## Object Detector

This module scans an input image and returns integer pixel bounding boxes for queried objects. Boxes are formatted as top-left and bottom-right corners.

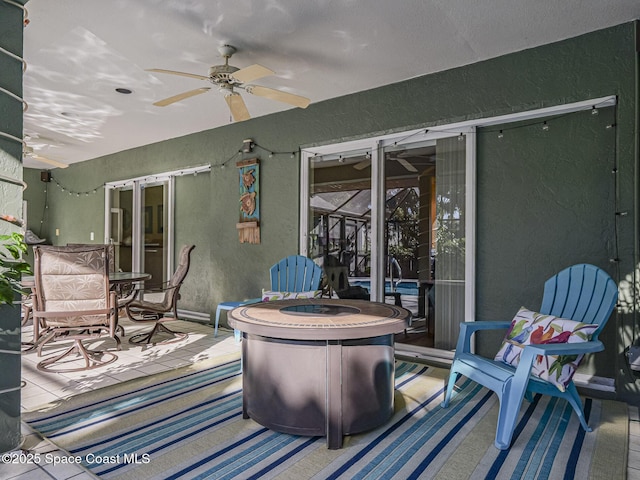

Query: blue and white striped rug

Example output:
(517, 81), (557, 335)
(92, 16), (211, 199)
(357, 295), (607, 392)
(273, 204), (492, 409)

(24, 354), (627, 479)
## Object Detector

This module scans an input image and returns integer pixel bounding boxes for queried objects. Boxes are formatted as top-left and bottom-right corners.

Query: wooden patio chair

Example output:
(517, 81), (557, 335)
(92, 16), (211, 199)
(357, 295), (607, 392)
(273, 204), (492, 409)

(441, 263), (618, 449)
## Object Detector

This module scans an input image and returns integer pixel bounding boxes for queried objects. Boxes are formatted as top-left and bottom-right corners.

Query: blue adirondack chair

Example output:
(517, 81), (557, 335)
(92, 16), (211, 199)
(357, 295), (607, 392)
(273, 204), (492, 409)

(214, 255), (323, 336)
(269, 255), (323, 292)
(441, 263), (618, 450)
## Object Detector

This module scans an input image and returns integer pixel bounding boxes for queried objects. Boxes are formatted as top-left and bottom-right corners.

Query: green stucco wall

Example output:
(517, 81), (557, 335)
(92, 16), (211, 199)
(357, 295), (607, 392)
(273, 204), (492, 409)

(476, 108), (619, 374)
(23, 22), (639, 401)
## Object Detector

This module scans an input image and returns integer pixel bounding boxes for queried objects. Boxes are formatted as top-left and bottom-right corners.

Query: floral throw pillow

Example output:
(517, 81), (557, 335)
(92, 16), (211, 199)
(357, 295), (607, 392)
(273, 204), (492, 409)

(494, 307), (599, 392)
(261, 289), (322, 302)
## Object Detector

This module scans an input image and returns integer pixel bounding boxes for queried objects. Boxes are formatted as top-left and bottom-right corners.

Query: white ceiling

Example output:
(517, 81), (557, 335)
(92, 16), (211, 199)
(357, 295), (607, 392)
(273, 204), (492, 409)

(20, 0), (640, 169)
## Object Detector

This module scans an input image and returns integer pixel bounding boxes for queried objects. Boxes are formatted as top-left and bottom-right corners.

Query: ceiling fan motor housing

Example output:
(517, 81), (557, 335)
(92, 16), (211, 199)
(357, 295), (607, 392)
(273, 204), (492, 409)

(209, 65), (240, 84)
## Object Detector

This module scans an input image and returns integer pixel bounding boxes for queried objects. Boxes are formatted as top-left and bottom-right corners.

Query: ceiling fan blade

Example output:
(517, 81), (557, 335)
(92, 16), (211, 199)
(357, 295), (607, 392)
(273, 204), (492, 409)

(153, 87), (211, 106)
(23, 144), (68, 168)
(231, 64), (274, 84)
(146, 68), (210, 81)
(353, 159), (371, 170)
(32, 154), (68, 169)
(225, 93), (251, 122)
(245, 85), (310, 109)
(396, 157), (418, 172)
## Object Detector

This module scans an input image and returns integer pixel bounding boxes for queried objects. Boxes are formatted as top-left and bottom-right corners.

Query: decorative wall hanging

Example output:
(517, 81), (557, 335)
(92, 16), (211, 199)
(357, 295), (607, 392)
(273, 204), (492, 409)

(236, 158), (260, 244)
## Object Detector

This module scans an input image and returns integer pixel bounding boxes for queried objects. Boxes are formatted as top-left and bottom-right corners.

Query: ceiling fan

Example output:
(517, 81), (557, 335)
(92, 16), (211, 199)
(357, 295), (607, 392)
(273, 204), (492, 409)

(23, 144), (68, 169)
(147, 45), (310, 122)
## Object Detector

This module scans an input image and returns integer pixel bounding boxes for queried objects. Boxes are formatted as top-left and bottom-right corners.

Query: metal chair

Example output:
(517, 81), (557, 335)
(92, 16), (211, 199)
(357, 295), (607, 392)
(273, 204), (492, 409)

(441, 263), (618, 450)
(32, 245), (120, 372)
(125, 244), (195, 345)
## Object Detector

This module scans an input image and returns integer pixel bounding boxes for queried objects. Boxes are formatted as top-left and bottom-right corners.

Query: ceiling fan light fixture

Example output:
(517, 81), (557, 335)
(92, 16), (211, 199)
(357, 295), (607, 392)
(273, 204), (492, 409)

(218, 84), (234, 96)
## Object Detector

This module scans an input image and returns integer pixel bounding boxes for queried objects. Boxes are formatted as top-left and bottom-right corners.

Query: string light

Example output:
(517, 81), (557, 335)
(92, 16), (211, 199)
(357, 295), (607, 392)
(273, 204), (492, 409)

(481, 101), (610, 138)
(250, 142), (299, 160)
(209, 142), (300, 170)
(50, 176), (103, 197)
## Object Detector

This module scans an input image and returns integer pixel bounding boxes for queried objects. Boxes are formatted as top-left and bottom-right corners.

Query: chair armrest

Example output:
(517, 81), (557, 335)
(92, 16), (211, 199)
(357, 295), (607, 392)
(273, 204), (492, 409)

(521, 340), (604, 357)
(455, 321), (512, 355)
(145, 282), (178, 293)
(511, 340), (605, 388)
(460, 320), (512, 332)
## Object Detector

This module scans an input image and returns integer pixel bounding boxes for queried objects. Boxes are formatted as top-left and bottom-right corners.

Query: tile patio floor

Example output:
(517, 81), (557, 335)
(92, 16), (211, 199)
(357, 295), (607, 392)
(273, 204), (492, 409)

(2, 317), (639, 479)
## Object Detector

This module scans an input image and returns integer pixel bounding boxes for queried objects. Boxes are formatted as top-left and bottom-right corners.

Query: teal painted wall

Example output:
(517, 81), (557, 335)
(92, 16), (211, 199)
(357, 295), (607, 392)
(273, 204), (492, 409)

(0, 0), (27, 453)
(24, 22), (639, 400)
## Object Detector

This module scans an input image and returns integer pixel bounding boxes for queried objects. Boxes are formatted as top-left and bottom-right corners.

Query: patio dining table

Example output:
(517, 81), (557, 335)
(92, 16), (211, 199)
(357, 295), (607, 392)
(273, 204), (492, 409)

(105, 271), (152, 305)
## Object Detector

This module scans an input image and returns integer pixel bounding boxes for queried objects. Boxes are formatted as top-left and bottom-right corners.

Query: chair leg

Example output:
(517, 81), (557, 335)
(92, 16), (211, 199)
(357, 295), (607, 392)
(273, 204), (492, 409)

(214, 306), (222, 337)
(36, 331), (58, 357)
(494, 394), (521, 450)
(37, 339), (118, 372)
(441, 368), (461, 407)
(494, 378), (531, 450)
(129, 322), (188, 345)
(116, 324), (126, 338)
(564, 382), (591, 432)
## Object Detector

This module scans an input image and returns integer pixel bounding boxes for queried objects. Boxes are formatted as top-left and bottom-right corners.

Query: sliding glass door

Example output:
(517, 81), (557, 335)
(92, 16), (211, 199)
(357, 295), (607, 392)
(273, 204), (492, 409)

(105, 179), (172, 289)
(301, 129), (474, 352)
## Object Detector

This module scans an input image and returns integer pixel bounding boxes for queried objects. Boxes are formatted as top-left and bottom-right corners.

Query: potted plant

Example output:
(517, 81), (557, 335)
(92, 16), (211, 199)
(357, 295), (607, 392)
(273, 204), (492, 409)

(0, 232), (31, 306)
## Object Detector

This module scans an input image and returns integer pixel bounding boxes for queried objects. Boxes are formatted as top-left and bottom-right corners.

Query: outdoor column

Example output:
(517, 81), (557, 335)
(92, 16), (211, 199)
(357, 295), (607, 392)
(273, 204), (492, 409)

(0, 0), (28, 454)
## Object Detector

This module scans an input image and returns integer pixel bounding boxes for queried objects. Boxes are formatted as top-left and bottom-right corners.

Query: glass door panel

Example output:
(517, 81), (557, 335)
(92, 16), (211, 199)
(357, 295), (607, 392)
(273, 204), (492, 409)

(382, 137), (466, 350)
(308, 151), (372, 297)
(143, 184), (167, 289)
(383, 142), (435, 346)
(109, 187), (133, 272)
(434, 136), (466, 350)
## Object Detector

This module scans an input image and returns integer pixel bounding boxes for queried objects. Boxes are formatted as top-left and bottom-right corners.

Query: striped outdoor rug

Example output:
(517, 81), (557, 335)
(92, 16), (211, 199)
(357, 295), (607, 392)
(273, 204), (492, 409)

(24, 353), (628, 480)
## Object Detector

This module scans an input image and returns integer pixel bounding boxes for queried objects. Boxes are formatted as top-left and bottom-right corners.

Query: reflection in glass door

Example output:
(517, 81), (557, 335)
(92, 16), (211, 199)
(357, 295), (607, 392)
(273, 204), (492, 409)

(307, 150), (372, 297)
(383, 143), (435, 347)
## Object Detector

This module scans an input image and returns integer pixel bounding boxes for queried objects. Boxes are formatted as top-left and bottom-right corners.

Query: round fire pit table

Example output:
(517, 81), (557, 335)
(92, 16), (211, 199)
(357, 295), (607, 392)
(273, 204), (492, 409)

(228, 298), (410, 449)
